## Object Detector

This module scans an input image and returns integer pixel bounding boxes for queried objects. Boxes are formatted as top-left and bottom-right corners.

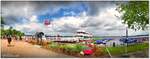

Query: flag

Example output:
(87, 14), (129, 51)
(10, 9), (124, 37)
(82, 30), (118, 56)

(44, 19), (50, 26)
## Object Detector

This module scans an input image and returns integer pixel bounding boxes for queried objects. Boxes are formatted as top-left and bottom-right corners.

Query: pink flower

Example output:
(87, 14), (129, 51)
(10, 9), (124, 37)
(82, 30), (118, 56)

(83, 49), (93, 55)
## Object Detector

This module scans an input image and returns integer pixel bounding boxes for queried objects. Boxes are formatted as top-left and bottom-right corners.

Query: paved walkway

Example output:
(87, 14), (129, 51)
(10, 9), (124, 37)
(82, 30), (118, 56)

(1, 39), (74, 58)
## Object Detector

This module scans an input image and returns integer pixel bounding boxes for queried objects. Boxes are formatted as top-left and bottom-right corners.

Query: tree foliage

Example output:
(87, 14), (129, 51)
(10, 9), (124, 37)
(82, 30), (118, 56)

(1, 17), (5, 29)
(118, 1), (149, 30)
(1, 27), (25, 40)
(0, 17), (24, 39)
(1, 17), (5, 24)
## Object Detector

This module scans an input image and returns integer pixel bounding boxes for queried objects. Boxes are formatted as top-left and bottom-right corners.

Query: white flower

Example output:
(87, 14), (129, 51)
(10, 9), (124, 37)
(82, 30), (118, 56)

(80, 51), (84, 55)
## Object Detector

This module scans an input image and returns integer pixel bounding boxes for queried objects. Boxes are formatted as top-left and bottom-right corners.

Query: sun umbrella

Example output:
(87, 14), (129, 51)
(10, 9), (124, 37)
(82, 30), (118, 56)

(96, 40), (103, 44)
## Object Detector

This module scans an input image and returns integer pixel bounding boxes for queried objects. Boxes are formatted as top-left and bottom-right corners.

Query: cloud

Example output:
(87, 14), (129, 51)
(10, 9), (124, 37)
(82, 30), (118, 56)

(40, 7), (128, 36)
(85, 1), (116, 16)
(2, 1), (148, 36)
(1, 1), (86, 25)
(29, 15), (38, 22)
(50, 12), (88, 33)
(80, 7), (125, 32)
(13, 15), (45, 34)
(9, 6), (149, 36)
(2, 1), (35, 25)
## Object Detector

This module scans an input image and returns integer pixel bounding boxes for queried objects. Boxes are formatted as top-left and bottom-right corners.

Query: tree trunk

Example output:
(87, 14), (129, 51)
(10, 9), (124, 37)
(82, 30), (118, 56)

(40, 37), (43, 45)
(37, 38), (39, 44)
(19, 36), (22, 40)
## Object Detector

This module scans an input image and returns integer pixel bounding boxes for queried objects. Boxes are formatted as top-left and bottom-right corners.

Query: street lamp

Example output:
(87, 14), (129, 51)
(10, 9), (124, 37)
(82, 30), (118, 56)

(124, 25), (129, 57)
(125, 25), (128, 39)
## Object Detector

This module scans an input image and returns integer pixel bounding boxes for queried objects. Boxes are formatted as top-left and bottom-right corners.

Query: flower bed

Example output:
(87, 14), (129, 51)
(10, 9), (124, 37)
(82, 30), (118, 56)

(26, 39), (148, 58)
(27, 40), (106, 57)
(44, 42), (105, 57)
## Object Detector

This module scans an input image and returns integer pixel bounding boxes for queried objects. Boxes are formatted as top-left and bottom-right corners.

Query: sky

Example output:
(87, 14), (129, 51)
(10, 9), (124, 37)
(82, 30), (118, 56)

(1, 1), (148, 36)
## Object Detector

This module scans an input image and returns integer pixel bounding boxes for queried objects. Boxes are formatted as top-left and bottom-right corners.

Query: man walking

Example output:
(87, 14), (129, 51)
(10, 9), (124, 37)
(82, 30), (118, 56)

(7, 34), (12, 46)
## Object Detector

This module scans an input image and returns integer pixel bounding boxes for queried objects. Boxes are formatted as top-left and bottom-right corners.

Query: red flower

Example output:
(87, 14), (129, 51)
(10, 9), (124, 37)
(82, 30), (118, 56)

(83, 49), (93, 55)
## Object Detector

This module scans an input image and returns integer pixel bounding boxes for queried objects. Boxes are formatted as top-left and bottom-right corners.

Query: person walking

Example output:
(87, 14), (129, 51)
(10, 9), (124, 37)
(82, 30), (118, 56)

(113, 42), (116, 47)
(7, 34), (12, 46)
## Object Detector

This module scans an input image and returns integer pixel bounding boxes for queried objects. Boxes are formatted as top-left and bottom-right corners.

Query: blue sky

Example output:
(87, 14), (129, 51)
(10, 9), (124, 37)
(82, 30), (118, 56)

(1, 1), (149, 36)
(37, 4), (87, 22)
(37, 2), (88, 23)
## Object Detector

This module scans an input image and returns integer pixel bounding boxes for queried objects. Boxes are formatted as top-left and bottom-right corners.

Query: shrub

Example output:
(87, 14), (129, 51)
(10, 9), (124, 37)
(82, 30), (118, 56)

(47, 43), (91, 56)
(76, 44), (88, 52)
(62, 44), (87, 55)
(42, 41), (49, 46)
(29, 40), (37, 45)
(93, 41), (96, 44)
(92, 47), (104, 57)
(48, 42), (58, 48)
(64, 44), (76, 52)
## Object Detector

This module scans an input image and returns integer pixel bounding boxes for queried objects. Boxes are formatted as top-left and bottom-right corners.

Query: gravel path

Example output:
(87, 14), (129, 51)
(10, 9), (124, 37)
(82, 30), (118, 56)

(1, 39), (75, 58)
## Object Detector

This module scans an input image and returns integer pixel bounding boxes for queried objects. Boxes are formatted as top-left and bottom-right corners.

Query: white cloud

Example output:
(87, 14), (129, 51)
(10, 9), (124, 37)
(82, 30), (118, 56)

(2, 2), (34, 18)
(29, 15), (38, 22)
(13, 15), (43, 34)
(6, 2), (147, 36)
(12, 7), (148, 36)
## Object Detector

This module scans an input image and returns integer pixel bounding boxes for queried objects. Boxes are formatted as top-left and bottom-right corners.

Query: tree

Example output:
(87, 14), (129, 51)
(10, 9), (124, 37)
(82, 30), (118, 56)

(38, 32), (44, 45)
(1, 29), (6, 38)
(12, 29), (25, 40)
(0, 17), (5, 38)
(1, 26), (25, 40)
(12, 29), (18, 40)
(117, 1), (148, 30)
(0, 17), (4, 35)
(18, 31), (25, 40)
(7, 27), (13, 36)
(35, 32), (44, 45)
(1, 17), (5, 25)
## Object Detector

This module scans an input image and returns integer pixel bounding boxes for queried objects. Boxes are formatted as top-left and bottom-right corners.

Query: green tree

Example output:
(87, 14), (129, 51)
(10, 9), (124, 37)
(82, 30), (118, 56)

(17, 31), (25, 40)
(35, 32), (44, 45)
(1, 26), (25, 40)
(1, 17), (5, 24)
(0, 17), (5, 38)
(117, 1), (149, 30)
(1, 29), (6, 38)
(11, 29), (25, 40)
(6, 27), (13, 36)
(12, 29), (18, 40)
(1, 17), (5, 29)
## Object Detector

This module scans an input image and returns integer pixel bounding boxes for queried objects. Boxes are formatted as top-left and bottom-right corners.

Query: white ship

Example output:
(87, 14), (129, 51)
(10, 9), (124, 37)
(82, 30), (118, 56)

(75, 30), (93, 42)
(53, 30), (93, 43)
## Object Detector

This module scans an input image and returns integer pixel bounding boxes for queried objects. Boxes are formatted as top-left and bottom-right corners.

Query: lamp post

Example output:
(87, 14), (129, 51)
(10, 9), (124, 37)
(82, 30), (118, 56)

(125, 25), (128, 54)
(124, 25), (129, 57)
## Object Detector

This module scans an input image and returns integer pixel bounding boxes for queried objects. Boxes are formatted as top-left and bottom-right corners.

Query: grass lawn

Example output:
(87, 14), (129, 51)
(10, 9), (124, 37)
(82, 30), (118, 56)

(102, 43), (149, 56)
